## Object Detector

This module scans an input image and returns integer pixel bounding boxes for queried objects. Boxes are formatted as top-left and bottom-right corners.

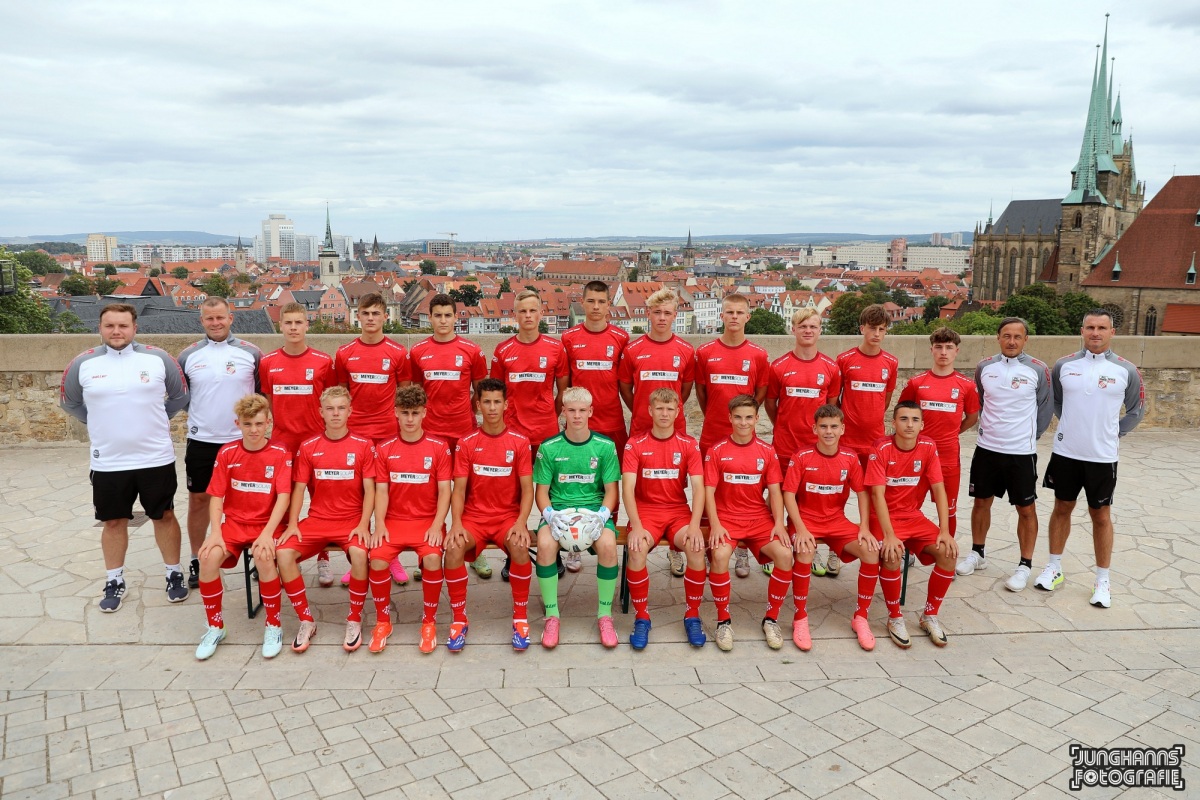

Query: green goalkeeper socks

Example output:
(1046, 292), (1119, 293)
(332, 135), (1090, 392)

(536, 562), (560, 618)
(597, 564), (619, 617)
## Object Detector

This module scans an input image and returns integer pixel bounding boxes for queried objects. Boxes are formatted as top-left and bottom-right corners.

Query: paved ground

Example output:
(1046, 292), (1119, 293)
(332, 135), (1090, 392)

(1, 431), (1198, 799)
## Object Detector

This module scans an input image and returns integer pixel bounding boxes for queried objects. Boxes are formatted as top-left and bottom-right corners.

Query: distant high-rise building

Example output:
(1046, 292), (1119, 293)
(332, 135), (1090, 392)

(261, 213), (296, 261)
(930, 232), (943, 246)
(889, 238), (907, 270)
(294, 234), (321, 262)
(86, 234), (117, 263)
(425, 240), (453, 257)
(950, 232), (964, 247)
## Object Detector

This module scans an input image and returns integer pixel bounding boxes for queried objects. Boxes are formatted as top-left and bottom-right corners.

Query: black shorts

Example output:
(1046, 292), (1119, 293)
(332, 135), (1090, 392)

(91, 463), (178, 521)
(968, 446), (1038, 506)
(185, 439), (224, 494)
(1042, 453), (1117, 509)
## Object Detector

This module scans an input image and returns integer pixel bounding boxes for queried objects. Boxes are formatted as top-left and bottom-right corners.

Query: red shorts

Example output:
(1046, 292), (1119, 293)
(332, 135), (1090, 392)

(723, 518), (783, 565)
(460, 515), (521, 560)
(216, 520), (282, 569)
(276, 517), (368, 561)
(869, 514), (939, 565)
(637, 507), (693, 552)
(371, 517), (444, 562)
(798, 516), (863, 565)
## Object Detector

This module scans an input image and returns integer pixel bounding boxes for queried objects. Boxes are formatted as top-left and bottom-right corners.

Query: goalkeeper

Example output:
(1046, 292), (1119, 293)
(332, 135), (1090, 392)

(534, 386), (621, 649)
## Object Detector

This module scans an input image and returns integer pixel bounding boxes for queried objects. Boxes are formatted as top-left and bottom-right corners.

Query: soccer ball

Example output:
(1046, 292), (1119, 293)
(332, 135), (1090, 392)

(554, 508), (603, 553)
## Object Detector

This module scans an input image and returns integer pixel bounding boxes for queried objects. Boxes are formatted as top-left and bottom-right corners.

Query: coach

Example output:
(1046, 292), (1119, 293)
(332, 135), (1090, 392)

(61, 303), (191, 612)
(1041, 309), (1144, 608)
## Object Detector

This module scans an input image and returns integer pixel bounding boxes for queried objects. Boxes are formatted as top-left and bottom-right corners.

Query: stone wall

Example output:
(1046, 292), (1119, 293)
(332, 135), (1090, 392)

(2, 333), (1197, 443)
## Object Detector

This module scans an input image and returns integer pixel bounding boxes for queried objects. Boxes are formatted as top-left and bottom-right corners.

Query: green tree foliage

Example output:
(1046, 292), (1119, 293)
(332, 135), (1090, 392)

(1059, 292), (1100, 331)
(628, 267), (638, 282)
(890, 288), (914, 308)
(0, 249), (54, 333)
(94, 277), (122, 296)
(890, 320), (932, 336)
(538, 320), (549, 334)
(419, 259), (438, 275)
(171, 266), (190, 279)
(499, 325), (517, 334)
(998, 294), (1069, 335)
(631, 326), (645, 334)
(15, 250), (58, 275)
(54, 311), (88, 333)
(402, 278), (420, 293)
(951, 311), (1002, 336)
(232, 273), (254, 285)
(148, 268), (161, 277)
(922, 295), (951, 323)
(449, 284), (482, 307)
(13, 241), (84, 255)
(100, 264), (117, 276)
(497, 277), (511, 295)
(827, 293), (872, 335)
(58, 274), (94, 296)
(201, 274), (232, 298)
(744, 307), (786, 335)
(785, 278), (812, 291)
(853, 278), (890, 305)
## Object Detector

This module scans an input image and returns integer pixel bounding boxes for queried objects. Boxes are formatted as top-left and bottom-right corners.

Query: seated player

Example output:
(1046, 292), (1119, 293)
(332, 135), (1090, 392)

(369, 385), (452, 654)
(866, 401), (958, 648)
(442, 378), (535, 651)
(534, 387), (621, 649)
(275, 387), (377, 653)
(621, 388), (706, 650)
(782, 404), (880, 652)
(704, 395), (795, 652)
(194, 394), (293, 660)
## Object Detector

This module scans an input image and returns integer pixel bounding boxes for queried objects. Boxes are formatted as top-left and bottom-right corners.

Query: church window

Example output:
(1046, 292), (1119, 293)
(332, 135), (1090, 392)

(1144, 306), (1157, 336)
(1073, 212), (1083, 230)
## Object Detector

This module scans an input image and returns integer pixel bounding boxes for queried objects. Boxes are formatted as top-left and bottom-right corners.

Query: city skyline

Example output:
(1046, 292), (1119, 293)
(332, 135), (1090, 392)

(3, 2), (1198, 240)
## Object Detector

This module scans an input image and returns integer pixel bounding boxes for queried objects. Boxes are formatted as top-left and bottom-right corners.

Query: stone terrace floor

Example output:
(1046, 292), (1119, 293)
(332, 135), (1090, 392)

(1, 431), (1198, 799)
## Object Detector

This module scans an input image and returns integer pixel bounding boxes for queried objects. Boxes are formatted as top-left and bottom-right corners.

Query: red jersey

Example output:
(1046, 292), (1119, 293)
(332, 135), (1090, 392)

(898, 370), (979, 455)
(561, 323), (630, 437)
(489, 335), (568, 448)
(695, 338), (770, 452)
(621, 430), (702, 514)
(293, 433), (377, 522)
(783, 447), (863, 527)
(375, 434), (453, 522)
(836, 347), (899, 455)
(703, 436), (782, 526)
(618, 335), (696, 436)
(409, 336), (488, 440)
(208, 441), (293, 527)
(260, 347), (335, 454)
(334, 337), (411, 441)
(454, 427), (533, 521)
(766, 351), (842, 459)
(865, 436), (943, 519)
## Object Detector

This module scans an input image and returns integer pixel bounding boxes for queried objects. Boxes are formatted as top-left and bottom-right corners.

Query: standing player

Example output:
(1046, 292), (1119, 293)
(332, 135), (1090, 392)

(782, 405), (880, 651)
(964, 317), (1053, 591)
(194, 395), (292, 660)
(370, 386), (452, 653)
(334, 292), (411, 586)
(408, 293), (490, 580)
(704, 395), (794, 652)
(898, 327), (979, 543)
(178, 297), (261, 590)
(1041, 309), (1144, 607)
(695, 293), (770, 579)
(621, 389), (707, 650)
(259, 302), (336, 587)
(834, 303), (898, 578)
(866, 401), (958, 648)
(60, 303), (190, 611)
(618, 287), (695, 438)
(441, 378), (535, 651)
(767, 307), (843, 578)
(275, 387), (377, 653)
(561, 281), (629, 574)
(534, 387), (621, 649)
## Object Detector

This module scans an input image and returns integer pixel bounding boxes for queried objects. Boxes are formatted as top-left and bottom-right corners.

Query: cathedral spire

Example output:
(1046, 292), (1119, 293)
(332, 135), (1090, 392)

(323, 204), (335, 250)
(686, 229), (693, 248)
(1065, 17), (1120, 206)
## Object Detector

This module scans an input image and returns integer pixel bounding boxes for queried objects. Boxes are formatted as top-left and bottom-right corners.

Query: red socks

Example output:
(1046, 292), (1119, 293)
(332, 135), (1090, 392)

(259, 575), (282, 627)
(199, 578), (223, 628)
(508, 560), (532, 621)
(347, 574), (368, 623)
(855, 562), (879, 619)
(282, 575), (313, 623)
(684, 567), (706, 618)
(421, 567), (443, 624)
(709, 570), (731, 623)
(924, 567), (955, 617)
(627, 566), (650, 620)
(792, 562), (812, 621)
(369, 565), (391, 620)
(880, 566), (903, 619)
(445, 564), (469, 623)
(766, 567), (792, 621)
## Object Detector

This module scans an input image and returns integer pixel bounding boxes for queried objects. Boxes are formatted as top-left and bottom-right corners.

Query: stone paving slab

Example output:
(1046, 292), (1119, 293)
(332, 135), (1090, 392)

(1, 432), (1197, 798)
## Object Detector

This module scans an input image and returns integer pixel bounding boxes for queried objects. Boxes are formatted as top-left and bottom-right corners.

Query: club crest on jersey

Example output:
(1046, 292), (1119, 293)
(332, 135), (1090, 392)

(225, 360), (235, 374)
(672, 355), (681, 368)
(424, 456), (433, 469)
(539, 356), (547, 368)
(347, 453), (356, 466)
(881, 368), (889, 380)
(139, 371), (150, 383)
(817, 373), (825, 385)
(265, 466), (275, 478)
(505, 450), (514, 463)
(1098, 375), (1113, 388)
(306, 368), (314, 380)
(742, 360), (750, 371)
(382, 358), (391, 370)
(951, 387), (959, 399)
(756, 458), (765, 470)
(589, 456), (598, 469)
(672, 452), (682, 465)
(1011, 377), (1026, 389)
(455, 355), (463, 367)
(840, 469), (848, 480)
(913, 460), (922, 472)
(606, 345), (614, 357)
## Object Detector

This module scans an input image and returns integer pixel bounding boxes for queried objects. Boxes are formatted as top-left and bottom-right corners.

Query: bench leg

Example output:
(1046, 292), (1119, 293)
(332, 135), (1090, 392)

(899, 546), (910, 607)
(244, 550), (263, 620)
(618, 546), (630, 614)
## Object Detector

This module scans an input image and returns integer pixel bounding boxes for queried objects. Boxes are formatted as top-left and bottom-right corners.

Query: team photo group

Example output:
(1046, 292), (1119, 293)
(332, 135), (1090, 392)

(59, 280), (1144, 662)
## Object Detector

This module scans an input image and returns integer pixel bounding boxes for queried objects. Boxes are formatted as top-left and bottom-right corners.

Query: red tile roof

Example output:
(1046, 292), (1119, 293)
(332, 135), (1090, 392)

(1161, 303), (1200, 334)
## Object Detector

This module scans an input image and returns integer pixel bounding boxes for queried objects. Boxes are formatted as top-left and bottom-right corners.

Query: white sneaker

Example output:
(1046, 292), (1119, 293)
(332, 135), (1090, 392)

(668, 550), (685, 577)
(1090, 577), (1111, 608)
(564, 551), (582, 573)
(317, 558), (334, 588)
(956, 550), (986, 576)
(1033, 564), (1064, 591)
(919, 614), (948, 647)
(1005, 565), (1031, 592)
(825, 552), (842, 577)
(262, 625), (283, 659)
(886, 616), (911, 649)
(734, 548), (750, 579)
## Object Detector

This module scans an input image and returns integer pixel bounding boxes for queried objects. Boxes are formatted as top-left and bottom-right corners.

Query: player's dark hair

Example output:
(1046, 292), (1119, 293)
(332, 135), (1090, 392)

(395, 384), (427, 409)
(429, 293), (456, 314)
(727, 393), (758, 413)
(583, 281), (610, 297)
(929, 326), (961, 345)
(859, 304), (889, 328)
(477, 376), (507, 399)
(1083, 308), (1114, 326)
(997, 316), (1029, 335)
(893, 399), (922, 417)
(99, 303), (138, 322)
(813, 404), (844, 422)
(358, 292), (386, 312)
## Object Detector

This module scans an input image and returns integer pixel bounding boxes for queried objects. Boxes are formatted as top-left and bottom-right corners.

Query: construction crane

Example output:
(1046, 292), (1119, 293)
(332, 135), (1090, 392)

(438, 231), (458, 241)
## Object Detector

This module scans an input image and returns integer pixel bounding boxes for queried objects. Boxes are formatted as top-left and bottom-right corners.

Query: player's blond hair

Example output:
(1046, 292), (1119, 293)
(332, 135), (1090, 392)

(646, 288), (677, 310)
(792, 307), (820, 326)
(648, 388), (679, 407)
(233, 393), (270, 420)
(319, 385), (350, 405)
(560, 386), (593, 406)
(280, 302), (307, 319)
(515, 288), (541, 305)
(722, 293), (750, 310)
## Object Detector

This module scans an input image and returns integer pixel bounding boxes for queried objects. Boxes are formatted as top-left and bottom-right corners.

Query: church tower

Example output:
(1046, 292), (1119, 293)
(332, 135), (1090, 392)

(319, 205), (342, 288)
(682, 229), (696, 269)
(234, 235), (247, 273)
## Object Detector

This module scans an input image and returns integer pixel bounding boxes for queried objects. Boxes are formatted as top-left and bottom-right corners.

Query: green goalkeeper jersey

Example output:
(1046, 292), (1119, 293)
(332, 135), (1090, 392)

(533, 432), (620, 511)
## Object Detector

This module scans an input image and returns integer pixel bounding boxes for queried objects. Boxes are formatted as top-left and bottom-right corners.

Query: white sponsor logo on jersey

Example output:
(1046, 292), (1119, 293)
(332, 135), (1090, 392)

(382, 358), (391, 370)
(640, 370), (679, 381)
(805, 482), (843, 495)
(273, 384), (313, 395)
(231, 479), (272, 494)
(425, 370), (461, 380)
(557, 473), (594, 484)
(886, 476), (920, 486)
(722, 473), (761, 484)
(539, 356), (547, 368)
(390, 471), (430, 484)
(306, 368), (314, 380)
(643, 468), (679, 479)
(710, 374), (749, 385)
(786, 386), (820, 398)
(314, 469), (355, 480)
(509, 371), (545, 382)
(474, 464), (513, 477)
(850, 381), (886, 392)
(350, 372), (388, 384)
(919, 400), (957, 412)
(576, 360), (613, 370)
(424, 456), (433, 469)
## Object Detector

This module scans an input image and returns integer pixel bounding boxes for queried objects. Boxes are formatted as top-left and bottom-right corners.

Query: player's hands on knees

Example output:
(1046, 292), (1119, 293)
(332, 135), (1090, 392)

(251, 531), (276, 561)
(708, 524), (730, 550)
(771, 523), (789, 547)
(792, 530), (816, 556)
(881, 534), (904, 563)
(367, 523), (387, 550)
(197, 533), (225, 561)
(349, 524), (370, 546)
(682, 525), (705, 553)
(508, 525), (530, 550)
(629, 526), (651, 553)
(936, 530), (958, 559)
(446, 525), (468, 551)
(425, 526), (444, 548)
(857, 528), (879, 553)
(278, 524), (302, 546)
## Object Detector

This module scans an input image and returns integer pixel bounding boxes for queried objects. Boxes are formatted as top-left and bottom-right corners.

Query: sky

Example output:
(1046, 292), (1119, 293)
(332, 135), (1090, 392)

(2, 1), (1199, 242)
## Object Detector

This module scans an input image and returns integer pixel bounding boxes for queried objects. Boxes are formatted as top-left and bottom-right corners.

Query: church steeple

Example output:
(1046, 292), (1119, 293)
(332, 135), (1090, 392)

(371, 234), (380, 259)
(1065, 15), (1120, 206)
(322, 204), (335, 252)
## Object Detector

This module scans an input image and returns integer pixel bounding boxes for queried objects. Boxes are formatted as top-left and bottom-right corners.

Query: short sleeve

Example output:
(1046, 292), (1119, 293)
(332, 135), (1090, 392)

(470, 348), (488, 381)
(515, 439), (533, 478)
(703, 450), (719, 487)
(924, 442), (944, 487)
(899, 377), (917, 405)
(532, 445), (551, 485)
(686, 442), (703, 477)
(766, 362), (781, 401)
(600, 440), (620, 484)
(207, 450), (230, 498)
(864, 444), (886, 487)
(453, 441), (470, 479)
(764, 446), (783, 485)
(621, 441), (637, 474)
(847, 455), (864, 493)
(782, 457), (801, 494)
(273, 452), (294, 494)
(435, 444), (453, 482)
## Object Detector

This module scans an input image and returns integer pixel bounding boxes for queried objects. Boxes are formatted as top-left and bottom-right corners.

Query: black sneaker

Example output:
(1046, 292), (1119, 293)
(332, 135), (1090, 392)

(100, 580), (126, 613)
(166, 571), (189, 603)
(188, 558), (200, 589)
(501, 556), (511, 582)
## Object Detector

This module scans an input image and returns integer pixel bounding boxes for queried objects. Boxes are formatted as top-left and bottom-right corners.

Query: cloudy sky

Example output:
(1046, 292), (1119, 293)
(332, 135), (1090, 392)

(3, 1), (1198, 242)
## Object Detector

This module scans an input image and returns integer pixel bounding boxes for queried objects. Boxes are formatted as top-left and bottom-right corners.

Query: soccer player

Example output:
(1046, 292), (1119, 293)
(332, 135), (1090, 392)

(60, 303), (190, 611)
(1041, 309), (1144, 607)
(194, 395), (293, 660)
(259, 302), (336, 586)
(866, 401), (958, 648)
(534, 387), (621, 649)
(618, 287), (695, 438)
(489, 289), (569, 452)
(833, 303), (898, 578)
(334, 292), (411, 586)
(704, 395), (794, 652)
(408, 293), (490, 579)
(442, 378), (535, 651)
(898, 327), (979, 541)
(696, 293), (770, 579)
(621, 388), (706, 650)
(275, 387), (377, 653)
(964, 317), (1053, 592)
(561, 280), (629, 574)
(178, 297), (262, 590)
(782, 404), (879, 651)
(370, 385), (452, 653)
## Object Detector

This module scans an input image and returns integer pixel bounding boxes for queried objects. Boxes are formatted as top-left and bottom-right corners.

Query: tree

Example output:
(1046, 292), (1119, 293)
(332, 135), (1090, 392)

(499, 325), (517, 334)
(949, 310), (1002, 336)
(449, 284), (482, 307)
(54, 311), (88, 333)
(538, 320), (549, 334)
(419, 259), (438, 275)
(889, 288), (914, 308)
(744, 308), (786, 335)
(402, 278), (420, 293)
(628, 267), (638, 282)
(1013, 282), (1059, 304)
(232, 273), (253, 285)
(58, 274), (94, 296)
(201, 274), (231, 298)
(631, 326), (645, 334)
(998, 294), (1068, 335)
(827, 293), (872, 335)
(0, 249), (54, 333)
(121, 263), (141, 270)
(14, 241), (84, 255)
(93, 277), (122, 296)
(148, 268), (161, 277)
(100, 264), (117, 276)
(784, 278), (811, 291)
(1059, 291), (1100, 330)
(497, 277), (511, 296)
(891, 320), (932, 336)
(15, 250), (57, 276)
(171, 266), (190, 280)
(922, 295), (951, 323)
(853, 278), (890, 305)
